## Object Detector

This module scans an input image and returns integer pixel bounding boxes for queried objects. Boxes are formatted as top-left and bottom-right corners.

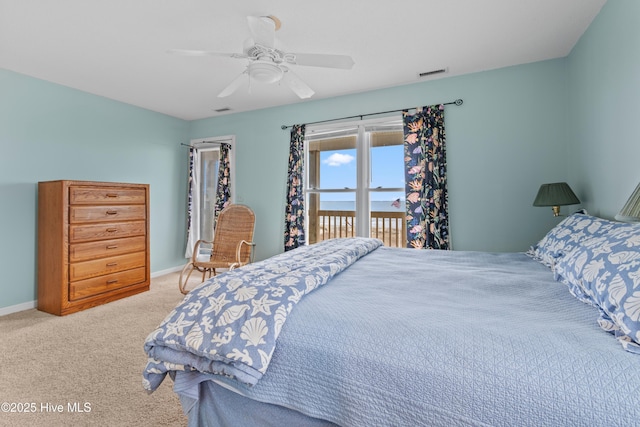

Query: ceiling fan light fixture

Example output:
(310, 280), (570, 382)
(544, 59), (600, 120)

(248, 61), (283, 84)
(178, 14), (354, 99)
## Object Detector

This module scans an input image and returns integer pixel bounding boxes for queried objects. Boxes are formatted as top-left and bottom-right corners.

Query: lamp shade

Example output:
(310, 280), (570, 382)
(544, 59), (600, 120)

(615, 182), (640, 222)
(533, 182), (580, 216)
(533, 182), (580, 207)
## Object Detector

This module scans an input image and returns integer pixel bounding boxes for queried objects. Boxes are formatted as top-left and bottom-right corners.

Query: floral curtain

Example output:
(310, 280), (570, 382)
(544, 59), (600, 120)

(403, 105), (449, 249)
(185, 147), (199, 257)
(214, 142), (232, 226)
(284, 124), (306, 251)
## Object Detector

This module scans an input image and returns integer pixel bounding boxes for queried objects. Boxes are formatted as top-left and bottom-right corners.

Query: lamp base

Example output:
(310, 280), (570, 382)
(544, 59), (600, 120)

(552, 206), (561, 216)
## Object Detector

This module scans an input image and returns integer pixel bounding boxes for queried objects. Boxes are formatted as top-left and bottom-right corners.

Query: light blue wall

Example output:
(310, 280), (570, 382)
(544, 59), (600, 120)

(0, 69), (190, 310)
(190, 58), (570, 260)
(190, 1), (637, 262)
(567, 0), (640, 219)
(1, 0), (635, 313)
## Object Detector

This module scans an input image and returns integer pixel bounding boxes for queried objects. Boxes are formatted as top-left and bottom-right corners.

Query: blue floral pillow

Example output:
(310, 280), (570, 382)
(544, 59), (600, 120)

(554, 220), (640, 353)
(527, 213), (614, 267)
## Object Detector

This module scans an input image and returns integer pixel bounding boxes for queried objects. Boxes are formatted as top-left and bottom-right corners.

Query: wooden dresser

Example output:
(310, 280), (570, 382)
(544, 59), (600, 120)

(37, 180), (150, 315)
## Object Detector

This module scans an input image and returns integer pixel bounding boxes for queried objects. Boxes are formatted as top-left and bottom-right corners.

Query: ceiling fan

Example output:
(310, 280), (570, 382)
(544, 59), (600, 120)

(168, 15), (355, 99)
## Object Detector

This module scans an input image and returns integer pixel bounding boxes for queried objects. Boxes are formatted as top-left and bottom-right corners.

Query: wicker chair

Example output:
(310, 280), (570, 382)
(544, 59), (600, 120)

(179, 204), (256, 294)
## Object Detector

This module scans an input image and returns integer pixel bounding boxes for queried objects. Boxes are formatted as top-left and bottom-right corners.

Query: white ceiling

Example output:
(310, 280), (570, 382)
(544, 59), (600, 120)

(0, 0), (607, 121)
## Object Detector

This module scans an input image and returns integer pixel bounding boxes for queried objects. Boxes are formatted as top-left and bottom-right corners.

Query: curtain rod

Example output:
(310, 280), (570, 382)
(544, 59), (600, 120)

(280, 98), (463, 130)
(180, 141), (226, 148)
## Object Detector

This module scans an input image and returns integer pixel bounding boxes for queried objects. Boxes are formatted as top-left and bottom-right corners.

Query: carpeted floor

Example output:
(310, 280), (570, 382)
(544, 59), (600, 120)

(0, 271), (201, 427)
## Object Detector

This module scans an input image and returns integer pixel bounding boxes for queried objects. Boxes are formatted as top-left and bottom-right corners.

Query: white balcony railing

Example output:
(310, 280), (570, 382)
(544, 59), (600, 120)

(310, 210), (406, 248)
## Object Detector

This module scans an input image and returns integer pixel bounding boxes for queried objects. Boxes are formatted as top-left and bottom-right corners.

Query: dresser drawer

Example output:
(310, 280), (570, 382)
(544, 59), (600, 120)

(70, 220), (146, 243)
(70, 236), (146, 262)
(70, 186), (146, 205)
(69, 267), (147, 301)
(69, 251), (146, 281)
(70, 205), (146, 223)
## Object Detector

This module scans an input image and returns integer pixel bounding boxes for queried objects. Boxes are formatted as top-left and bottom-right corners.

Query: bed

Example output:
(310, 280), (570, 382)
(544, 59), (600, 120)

(143, 213), (640, 426)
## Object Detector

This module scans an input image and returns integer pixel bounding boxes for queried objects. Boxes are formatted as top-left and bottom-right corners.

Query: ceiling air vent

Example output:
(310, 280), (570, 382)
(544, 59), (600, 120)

(418, 68), (448, 78)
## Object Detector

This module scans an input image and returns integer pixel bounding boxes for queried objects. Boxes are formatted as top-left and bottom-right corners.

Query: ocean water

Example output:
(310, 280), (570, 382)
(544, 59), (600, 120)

(320, 200), (403, 212)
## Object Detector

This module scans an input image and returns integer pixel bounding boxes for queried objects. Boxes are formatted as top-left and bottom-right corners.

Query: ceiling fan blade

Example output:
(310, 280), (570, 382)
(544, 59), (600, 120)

(282, 68), (315, 99)
(167, 49), (247, 59)
(218, 71), (249, 98)
(247, 16), (276, 48)
(287, 53), (355, 70)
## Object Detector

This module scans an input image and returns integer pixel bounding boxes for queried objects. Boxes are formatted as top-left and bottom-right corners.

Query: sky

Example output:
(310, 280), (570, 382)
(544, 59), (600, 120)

(319, 144), (404, 203)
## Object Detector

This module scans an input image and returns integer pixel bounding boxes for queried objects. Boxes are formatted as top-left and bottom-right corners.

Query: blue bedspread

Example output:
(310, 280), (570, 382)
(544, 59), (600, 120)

(143, 237), (382, 390)
(187, 247), (640, 426)
(145, 242), (640, 426)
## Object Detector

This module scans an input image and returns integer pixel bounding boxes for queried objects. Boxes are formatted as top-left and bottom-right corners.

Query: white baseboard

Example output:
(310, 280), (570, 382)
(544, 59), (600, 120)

(151, 265), (184, 278)
(0, 300), (37, 317)
(0, 265), (186, 317)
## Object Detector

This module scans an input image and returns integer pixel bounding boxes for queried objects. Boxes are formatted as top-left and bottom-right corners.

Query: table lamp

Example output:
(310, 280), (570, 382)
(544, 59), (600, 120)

(533, 182), (580, 216)
(615, 182), (640, 222)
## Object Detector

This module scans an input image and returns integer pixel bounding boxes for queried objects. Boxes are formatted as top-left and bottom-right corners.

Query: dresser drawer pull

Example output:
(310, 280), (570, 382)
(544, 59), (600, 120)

(106, 245), (118, 249)
(106, 210), (118, 215)
(106, 193), (119, 198)
(107, 279), (118, 285)
(106, 228), (118, 233)
(106, 263), (118, 267)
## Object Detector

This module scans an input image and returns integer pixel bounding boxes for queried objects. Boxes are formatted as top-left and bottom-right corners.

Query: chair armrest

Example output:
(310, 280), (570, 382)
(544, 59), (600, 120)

(192, 239), (214, 263)
(232, 240), (256, 267)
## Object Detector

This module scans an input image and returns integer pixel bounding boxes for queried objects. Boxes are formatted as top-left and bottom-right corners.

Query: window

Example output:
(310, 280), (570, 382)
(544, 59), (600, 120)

(185, 136), (235, 257)
(195, 147), (221, 242)
(304, 116), (406, 247)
